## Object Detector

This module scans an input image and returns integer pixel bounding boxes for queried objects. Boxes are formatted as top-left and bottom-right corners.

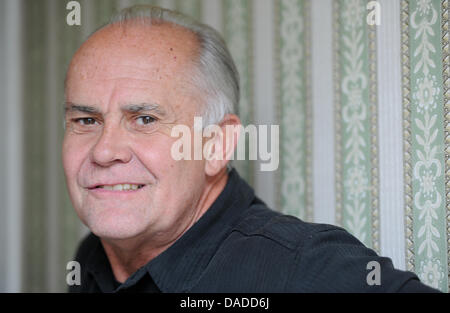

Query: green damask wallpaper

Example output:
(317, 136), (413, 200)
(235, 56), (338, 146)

(223, 0), (254, 183)
(335, 0), (378, 250)
(331, 0), (449, 291)
(278, 0), (311, 220)
(403, 0), (448, 291)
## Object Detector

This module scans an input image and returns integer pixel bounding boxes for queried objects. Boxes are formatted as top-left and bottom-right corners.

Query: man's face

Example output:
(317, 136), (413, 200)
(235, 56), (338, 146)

(63, 23), (207, 242)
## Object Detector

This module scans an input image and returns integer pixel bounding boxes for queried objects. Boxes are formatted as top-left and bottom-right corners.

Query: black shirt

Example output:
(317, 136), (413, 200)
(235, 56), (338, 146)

(69, 168), (439, 293)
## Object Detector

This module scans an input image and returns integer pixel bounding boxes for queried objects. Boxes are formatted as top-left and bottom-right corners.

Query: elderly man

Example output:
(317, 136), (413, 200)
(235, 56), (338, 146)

(63, 5), (437, 293)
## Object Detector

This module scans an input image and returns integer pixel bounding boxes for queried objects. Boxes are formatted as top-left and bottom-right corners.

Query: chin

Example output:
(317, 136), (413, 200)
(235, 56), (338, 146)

(84, 207), (149, 241)
(91, 225), (144, 241)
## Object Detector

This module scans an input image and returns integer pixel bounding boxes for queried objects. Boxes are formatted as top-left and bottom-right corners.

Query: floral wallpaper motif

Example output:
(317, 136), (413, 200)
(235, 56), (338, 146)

(278, 0), (309, 219)
(408, 0), (448, 291)
(336, 0), (376, 248)
(223, 0), (254, 183)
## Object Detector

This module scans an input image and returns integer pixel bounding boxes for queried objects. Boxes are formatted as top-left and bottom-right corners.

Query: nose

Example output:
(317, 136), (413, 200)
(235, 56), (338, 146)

(91, 124), (132, 167)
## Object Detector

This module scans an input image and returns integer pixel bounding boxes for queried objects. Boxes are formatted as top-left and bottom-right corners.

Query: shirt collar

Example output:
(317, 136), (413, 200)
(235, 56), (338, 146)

(146, 168), (255, 292)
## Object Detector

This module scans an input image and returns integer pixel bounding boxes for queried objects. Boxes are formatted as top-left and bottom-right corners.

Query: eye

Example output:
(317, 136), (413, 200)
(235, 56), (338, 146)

(136, 116), (156, 125)
(74, 117), (98, 125)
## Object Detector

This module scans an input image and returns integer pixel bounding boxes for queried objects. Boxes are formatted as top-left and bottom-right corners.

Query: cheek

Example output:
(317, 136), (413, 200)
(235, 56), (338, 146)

(133, 134), (205, 196)
(133, 135), (179, 174)
(62, 134), (93, 185)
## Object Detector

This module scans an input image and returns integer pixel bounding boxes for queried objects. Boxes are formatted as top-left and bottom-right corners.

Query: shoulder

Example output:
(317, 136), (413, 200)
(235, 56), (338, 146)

(219, 201), (431, 292)
(200, 202), (344, 292)
(231, 201), (340, 252)
(285, 225), (431, 292)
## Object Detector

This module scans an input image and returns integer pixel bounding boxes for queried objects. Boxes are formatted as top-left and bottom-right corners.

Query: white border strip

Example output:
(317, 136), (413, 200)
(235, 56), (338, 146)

(311, 0), (335, 225)
(377, 0), (405, 270)
(5, 0), (24, 292)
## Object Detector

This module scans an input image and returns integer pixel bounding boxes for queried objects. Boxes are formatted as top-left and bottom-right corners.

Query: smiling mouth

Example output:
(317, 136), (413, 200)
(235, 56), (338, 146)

(92, 184), (146, 191)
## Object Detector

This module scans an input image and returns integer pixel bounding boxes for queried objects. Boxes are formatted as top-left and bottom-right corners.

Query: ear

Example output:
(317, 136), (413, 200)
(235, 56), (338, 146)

(204, 114), (241, 177)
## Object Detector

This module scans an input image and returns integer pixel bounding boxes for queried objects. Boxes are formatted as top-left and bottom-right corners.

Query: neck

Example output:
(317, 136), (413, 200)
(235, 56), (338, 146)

(101, 168), (229, 283)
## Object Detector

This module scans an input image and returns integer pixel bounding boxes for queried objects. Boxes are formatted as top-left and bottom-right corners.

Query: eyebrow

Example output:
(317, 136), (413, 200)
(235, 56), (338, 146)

(65, 103), (100, 114)
(121, 103), (167, 116)
(64, 102), (166, 116)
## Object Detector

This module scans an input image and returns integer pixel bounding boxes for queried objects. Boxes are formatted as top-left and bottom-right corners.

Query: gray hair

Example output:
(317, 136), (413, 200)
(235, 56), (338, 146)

(108, 5), (240, 126)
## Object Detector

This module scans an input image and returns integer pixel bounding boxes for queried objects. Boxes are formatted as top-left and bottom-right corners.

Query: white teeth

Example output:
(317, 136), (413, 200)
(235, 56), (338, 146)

(98, 184), (142, 191)
(113, 184), (123, 191)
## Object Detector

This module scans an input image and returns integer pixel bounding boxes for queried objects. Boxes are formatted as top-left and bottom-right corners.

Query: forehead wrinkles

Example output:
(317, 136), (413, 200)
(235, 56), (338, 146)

(68, 23), (200, 83)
